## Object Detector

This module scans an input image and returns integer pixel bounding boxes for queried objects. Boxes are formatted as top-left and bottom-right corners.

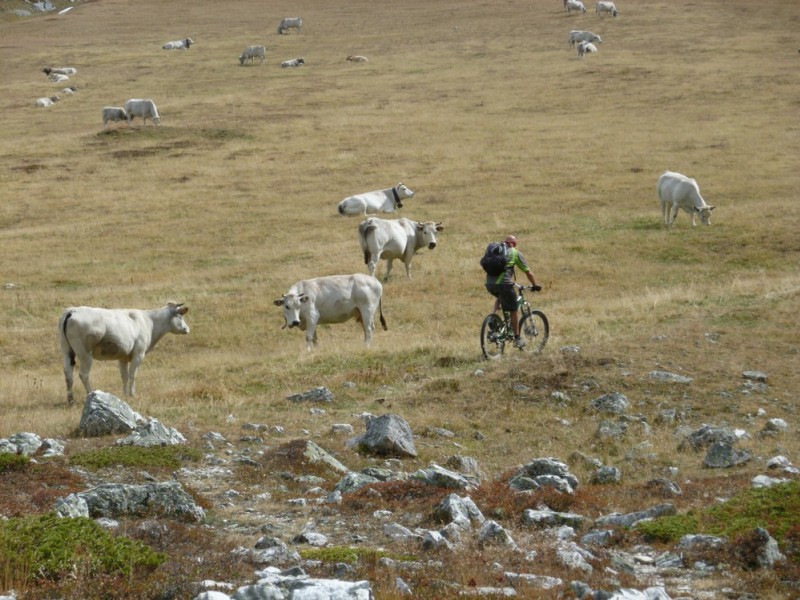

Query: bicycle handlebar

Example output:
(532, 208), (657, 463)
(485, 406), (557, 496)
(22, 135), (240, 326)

(516, 284), (543, 292)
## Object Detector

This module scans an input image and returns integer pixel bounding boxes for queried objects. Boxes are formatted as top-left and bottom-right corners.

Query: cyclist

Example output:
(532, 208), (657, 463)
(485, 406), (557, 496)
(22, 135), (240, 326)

(485, 235), (541, 348)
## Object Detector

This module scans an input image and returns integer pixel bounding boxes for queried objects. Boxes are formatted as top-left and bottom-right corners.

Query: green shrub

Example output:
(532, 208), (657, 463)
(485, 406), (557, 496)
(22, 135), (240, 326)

(636, 513), (700, 543)
(0, 452), (29, 473)
(0, 513), (165, 582)
(69, 445), (202, 471)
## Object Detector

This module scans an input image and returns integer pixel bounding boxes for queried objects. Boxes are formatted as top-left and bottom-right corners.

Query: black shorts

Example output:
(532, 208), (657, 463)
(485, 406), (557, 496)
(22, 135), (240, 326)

(485, 283), (518, 312)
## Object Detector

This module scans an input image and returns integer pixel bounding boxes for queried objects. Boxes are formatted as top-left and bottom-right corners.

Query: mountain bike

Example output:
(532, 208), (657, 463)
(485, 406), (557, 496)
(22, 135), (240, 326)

(481, 284), (549, 359)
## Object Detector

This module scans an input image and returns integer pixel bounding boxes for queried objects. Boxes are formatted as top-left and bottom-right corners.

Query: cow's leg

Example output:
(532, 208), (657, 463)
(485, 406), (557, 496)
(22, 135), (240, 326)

(384, 259), (394, 281)
(669, 204), (679, 226)
(305, 321), (318, 351)
(63, 354), (76, 404)
(119, 360), (132, 395)
(127, 355), (143, 395)
(690, 210), (697, 227)
(404, 258), (413, 278)
(361, 307), (375, 345)
(367, 256), (379, 278)
(77, 355), (94, 398)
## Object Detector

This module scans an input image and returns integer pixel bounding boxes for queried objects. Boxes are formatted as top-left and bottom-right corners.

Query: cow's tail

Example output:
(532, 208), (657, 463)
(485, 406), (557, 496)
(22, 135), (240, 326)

(379, 298), (387, 331)
(59, 309), (76, 365)
(360, 219), (377, 265)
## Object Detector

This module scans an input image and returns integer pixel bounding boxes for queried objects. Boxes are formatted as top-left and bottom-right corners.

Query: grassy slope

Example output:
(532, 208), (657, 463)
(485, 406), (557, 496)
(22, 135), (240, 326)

(0, 0), (798, 483)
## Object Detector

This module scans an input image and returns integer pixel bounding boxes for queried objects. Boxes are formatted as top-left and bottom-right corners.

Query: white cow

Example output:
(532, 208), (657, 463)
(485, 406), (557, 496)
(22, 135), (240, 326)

(281, 57), (305, 68)
(274, 274), (386, 351)
(358, 217), (444, 280)
(346, 55), (369, 63)
(240, 45), (266, 65)
(43, 67), (77, 76)
(577, 40), (598, 56)
(277, 17), (303, 34)
(569, 30), (601, 47)
(36, 95), (60, 107)
(596, 1), (618, 16)
(48, 73), (70, 83)
(59, 302), (190, 404)
(102, 106), (128, 128)
(337, 183), (415, 216)
(657, 170), (715, 227)
(124, 98), (161, 126)
(61, 85), (78, 95)
(566, 0), (587, 14)
(163, 38), (193, 49)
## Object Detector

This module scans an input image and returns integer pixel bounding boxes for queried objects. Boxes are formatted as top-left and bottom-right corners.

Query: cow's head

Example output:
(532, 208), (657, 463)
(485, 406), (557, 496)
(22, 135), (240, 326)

(416, 221), (444, 250)
(166, 302), (190, 334)
(698, 205), (715, 226)
(274, 294), (308, 328)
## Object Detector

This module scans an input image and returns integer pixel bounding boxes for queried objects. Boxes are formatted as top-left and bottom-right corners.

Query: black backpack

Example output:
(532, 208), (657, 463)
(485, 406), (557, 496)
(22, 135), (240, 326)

(480, 242), (509, 276)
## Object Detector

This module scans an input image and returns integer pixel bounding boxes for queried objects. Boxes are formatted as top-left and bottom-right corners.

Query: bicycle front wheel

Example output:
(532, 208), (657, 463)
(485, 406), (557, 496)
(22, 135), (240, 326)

(520, 310), (549, 353)
(480, 313), (505, 359)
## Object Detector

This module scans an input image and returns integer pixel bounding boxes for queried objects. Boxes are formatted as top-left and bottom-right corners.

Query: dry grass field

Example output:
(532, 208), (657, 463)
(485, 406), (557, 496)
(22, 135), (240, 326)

(1, 0), (799, 595)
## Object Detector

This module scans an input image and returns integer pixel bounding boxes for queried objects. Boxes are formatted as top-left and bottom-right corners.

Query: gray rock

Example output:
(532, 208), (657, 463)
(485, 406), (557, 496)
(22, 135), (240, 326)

(531, 474), (575, 494)
(703, 442), (751, 468)
(595, 504), (676, 528)
(445, 455), (483, 482)
(590, 392), (630, 414)
(596, 419), (628, 439)
(742, 371), (768, 382)
(432, 493), (485, 528)
(515, 457), (579, 490)
(677, 534), (727, 550)
(522, 508), (586, 529)
(68, 481), (205, 522)
(7, 432), (42, 456)
(116, 418), (186, 447)
(606, 587), (672, 600)
(295, 440), (350, 475)
(41, 437), (66, 458)
(54, 493), (90, 518)
(334, 471), (378, 494)
(348, 413), (417, 458)
(649, 371), (692, 384)
(741, 527), (785, 568)
(383, 522), (423, 542)
(581, 529), (615, 547)
(331, 423), (354, 435)
(79, 391), (143, 437)
(680, 424), (735, 451)
(422, 530), (455, 551)
(592, 466), (621, 484)
(752, 474), (788, 488)
(557, 541), (593, 573)
(286, 386), (333, 403)
(644, 479), (682, 497)
(505, 572), (563, 590)
(412, 464), (473, 489)
(508, 475), (540, 491)
(762, 418), (788, 433)
(478, 520), (517, 549)
(291, 532), (328, 547)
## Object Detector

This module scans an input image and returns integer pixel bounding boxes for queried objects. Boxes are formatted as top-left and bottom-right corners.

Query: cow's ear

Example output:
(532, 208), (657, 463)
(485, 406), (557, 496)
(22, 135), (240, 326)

(709, 205), (716, 211)
(177, 305), (189, 315)
(300, 295), (309, 304)
(273, 297), (285, 306)
(416, 223), (424, 230)
(435, 222), (444, 231)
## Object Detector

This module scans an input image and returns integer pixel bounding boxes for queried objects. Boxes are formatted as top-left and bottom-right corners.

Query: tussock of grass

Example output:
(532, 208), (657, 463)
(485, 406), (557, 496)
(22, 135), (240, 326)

(69, 445), (202, 471)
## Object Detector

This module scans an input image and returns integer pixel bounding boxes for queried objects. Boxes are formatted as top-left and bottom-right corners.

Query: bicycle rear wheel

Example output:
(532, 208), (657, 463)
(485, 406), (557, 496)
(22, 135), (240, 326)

(480, 313), (505, 359)
(520, 310), (549, 353)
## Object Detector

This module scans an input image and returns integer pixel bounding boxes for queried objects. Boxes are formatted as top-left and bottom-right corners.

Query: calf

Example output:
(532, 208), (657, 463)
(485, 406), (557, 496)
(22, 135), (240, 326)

(358, 217), (444, 280)
(657, 170), (715, 227)
(102, 106), (128, 128)
(59, 302), (190, 404)
(274, 274), (386, 350)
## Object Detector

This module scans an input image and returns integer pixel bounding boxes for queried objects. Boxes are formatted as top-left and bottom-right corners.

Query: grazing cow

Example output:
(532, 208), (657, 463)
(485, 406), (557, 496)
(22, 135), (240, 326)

(102, 106), (128, 128)
(337, 183), (415, 216)
(346, 55), (369, 63)
(239, 45), (266, 65)
(36, 95), (59, 107)
(274, 274), (386, 351)
(358, 217), (444, 280)
(577, 40), (598, 56)
(58, 302), (190, 404)
(43, 67), (77, 76)
(569, 30), (601, 47)
(566, 0), (587, 14)
(596, 1), (618, 16)
(281, 57), (305, 68)
(657, 170), (715, 227)
(163, 38), (193, 49)
(277, 17), (303, 34)
(124, 98), (161, 126)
